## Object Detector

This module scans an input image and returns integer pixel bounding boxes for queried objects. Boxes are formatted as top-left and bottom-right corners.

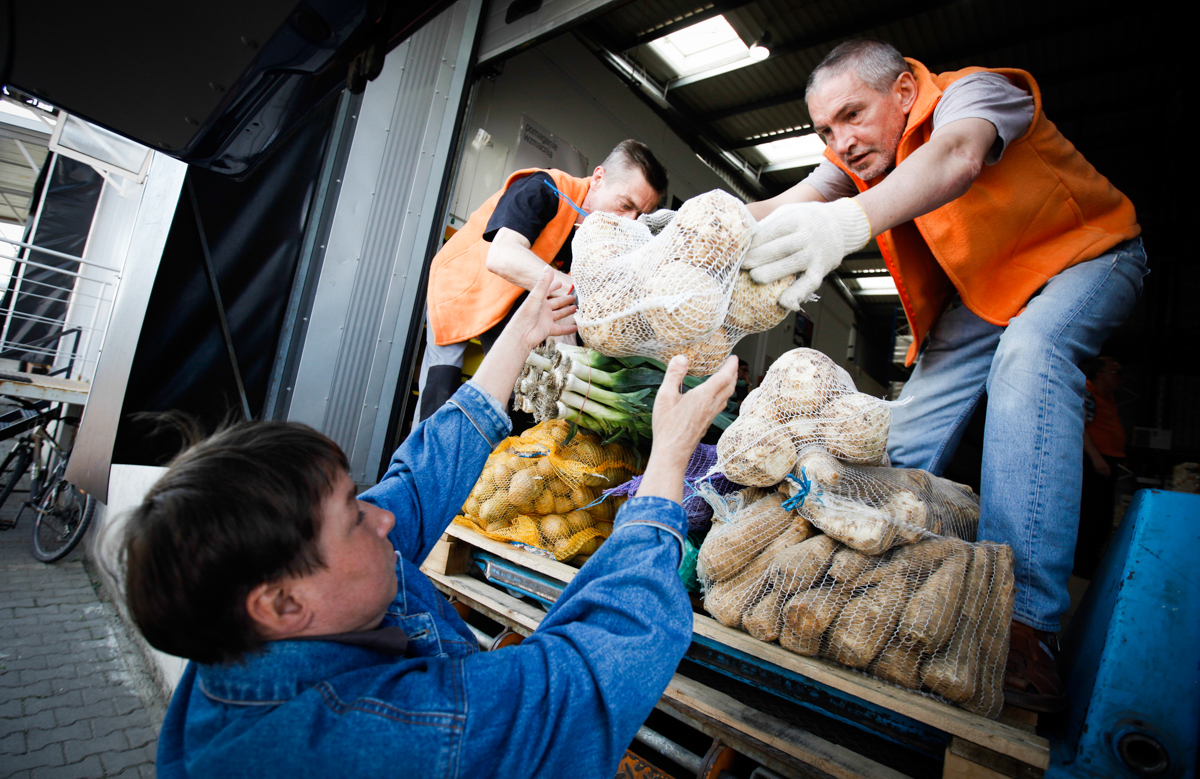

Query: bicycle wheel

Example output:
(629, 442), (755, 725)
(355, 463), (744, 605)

(0, 444), (32, 520)
(29, 477), (96, 562)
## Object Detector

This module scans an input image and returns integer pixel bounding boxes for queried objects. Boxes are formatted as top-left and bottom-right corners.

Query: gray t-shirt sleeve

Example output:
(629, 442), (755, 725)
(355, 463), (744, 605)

(801, 158), (859, 201)
(931, 72), (1034, 164)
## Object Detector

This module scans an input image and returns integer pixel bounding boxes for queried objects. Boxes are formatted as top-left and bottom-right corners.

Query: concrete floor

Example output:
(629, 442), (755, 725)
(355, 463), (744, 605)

(0, 488), (164, 778)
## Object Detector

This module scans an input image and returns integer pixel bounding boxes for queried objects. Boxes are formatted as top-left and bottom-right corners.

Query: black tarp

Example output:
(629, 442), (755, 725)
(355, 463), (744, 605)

(110, 98), (337, 466)
(0, 155), (102, 365)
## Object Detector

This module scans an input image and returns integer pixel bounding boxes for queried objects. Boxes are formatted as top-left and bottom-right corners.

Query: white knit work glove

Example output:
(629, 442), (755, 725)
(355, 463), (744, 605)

(637, 208), (676, 236)
(741, 198), (872, 310)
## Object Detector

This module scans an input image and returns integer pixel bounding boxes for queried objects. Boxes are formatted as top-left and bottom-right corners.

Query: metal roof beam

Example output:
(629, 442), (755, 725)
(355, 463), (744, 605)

(682, 0), (966, 99)
(730, 125), (816, 150)
(628, 0), (760, 48)
(576, 32), (768, 200)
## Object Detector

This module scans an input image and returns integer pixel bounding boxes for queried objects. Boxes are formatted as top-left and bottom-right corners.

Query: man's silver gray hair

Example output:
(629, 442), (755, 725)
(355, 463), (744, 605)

(806, 39), (912, 101)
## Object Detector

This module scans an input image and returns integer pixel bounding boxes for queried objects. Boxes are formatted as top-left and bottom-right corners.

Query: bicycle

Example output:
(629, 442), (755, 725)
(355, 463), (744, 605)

(0, 404), (95, 562)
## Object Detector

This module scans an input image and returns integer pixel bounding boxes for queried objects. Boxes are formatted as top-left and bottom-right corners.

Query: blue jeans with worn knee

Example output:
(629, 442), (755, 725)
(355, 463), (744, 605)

(888, 239), (1147, 631)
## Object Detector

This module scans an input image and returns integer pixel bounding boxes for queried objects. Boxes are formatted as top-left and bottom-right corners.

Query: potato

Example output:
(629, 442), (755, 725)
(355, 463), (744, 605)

(963, 546), (1014, 718)
(490, 458), (514, 489)
(540, 514), (570, 542)
(725, 270), (794, 333)
(869, 643), (924, 690)
(802, 497), (898, 556)
(479, 494), (517, 526)
(579, 312), (651, 357)
(463, 496), (480, 518)
(703, 560), (770, 629)
(825, 579), (910, 668)
(826, 546), (875, 584)
(674, 327), (733, 377)
(536, 457), (557, 479)
(920, 546), (996, 705)
(568, 483), (595, 508)
(769, 534), (840, 596)
(791, 450), (842, 488)
(760, 348), (853, 412)
(819, 393), (891, 465)
(697, 493), (795, 582)
(898, 546), (969, 650)
(780, 585), (852, 656)
(594, 520), (614, 536)
(507, 470), (541, 514)
(547, 478), (571, 497)
(743, 589), (785, 643)
(717, 415), (796, 487)
(644, 262), (724, 344)
(589, 498), (615, 524)
(554, 495), (574, 515)
(578, 535), (602, 555)
(564, 510), (594, 534)
(661, 190), (754, 274)
(534, 489), (557, 516)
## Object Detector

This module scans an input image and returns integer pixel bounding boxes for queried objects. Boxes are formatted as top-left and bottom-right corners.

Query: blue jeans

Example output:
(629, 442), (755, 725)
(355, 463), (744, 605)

(888, 239), (1147, 631)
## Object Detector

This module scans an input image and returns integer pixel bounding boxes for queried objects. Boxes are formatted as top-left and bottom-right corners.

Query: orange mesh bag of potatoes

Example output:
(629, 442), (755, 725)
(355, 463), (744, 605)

(455, 420), (641, 563)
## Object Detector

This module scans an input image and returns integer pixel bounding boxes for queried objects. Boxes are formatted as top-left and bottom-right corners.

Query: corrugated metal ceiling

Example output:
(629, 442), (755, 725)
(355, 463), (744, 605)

(577, 0), (1170, 198)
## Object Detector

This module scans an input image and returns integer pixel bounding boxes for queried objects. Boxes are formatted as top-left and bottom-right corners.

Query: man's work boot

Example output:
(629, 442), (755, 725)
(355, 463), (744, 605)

(1004, 620), (1068, 712)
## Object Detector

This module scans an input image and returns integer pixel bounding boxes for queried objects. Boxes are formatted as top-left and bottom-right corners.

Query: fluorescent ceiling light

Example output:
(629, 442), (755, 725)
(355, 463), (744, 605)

(648, 16), (752, 79)
(754, 133), (827, 169)
(852, 275), (898, 295)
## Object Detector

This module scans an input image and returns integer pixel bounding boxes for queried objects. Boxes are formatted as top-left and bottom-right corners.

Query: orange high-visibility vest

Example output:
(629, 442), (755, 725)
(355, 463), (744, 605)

(826, 59), (1140, 365)
(427, 168), (590, 346)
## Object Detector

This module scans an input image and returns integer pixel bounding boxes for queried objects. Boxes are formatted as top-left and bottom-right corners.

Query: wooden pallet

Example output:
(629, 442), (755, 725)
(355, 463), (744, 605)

(425, 524), (1049, 779)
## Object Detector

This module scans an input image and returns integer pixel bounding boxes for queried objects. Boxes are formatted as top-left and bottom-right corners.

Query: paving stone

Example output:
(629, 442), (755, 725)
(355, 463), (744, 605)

(80, 684), (138, 707)
(100, 745), (155, 775)
(20, 665), (79, 686)
(31, 754), (103, 779)
(111, 695), (145, 717)
(0, 697), (23, 718)
(105, 767), (148, 779)
(43, 649), (104, 670)
(92, 712), (153, 739)
(64, 729), (130, 763)
(122, 725), (157, 750)
(0, 709), (54, 735)
(0, 654), (50, 672)
(26, 719), (91, 752)
(24, 689), (84, 715)
(1, 679), (54, 698)
(14, 605), (59, 617)
(0, 729), (27, 754)
(46, 673), (111, 696)
(1, 742), (65, 772)
(52, 698), (117, 727)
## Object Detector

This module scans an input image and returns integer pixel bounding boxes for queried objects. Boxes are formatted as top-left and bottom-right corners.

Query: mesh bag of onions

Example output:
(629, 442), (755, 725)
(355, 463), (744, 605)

(701, 347), (1014, 719)
(455, 420), (641, 563)
(572, 190), (798, 377)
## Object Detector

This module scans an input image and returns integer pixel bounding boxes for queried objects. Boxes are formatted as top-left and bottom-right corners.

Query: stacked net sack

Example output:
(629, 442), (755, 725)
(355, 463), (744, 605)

(456, 420), (641, 563)
(572, 190), (799, 377)
(701, 347), (1015, 719)
(601, 444), (737, 533)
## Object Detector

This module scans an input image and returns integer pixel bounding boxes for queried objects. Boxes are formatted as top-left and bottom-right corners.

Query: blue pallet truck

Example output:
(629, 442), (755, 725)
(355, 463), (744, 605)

(1049, 490), (1200, 779)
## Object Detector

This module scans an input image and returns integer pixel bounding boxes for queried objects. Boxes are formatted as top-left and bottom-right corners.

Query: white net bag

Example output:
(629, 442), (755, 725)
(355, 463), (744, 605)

(700, 346), (1013, 718)
(696, 488), (1014, 719)
(572, 190), (794, 376)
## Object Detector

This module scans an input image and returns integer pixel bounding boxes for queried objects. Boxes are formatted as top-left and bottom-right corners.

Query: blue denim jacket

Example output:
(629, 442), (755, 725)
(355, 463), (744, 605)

(156, 382), (692, 778)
